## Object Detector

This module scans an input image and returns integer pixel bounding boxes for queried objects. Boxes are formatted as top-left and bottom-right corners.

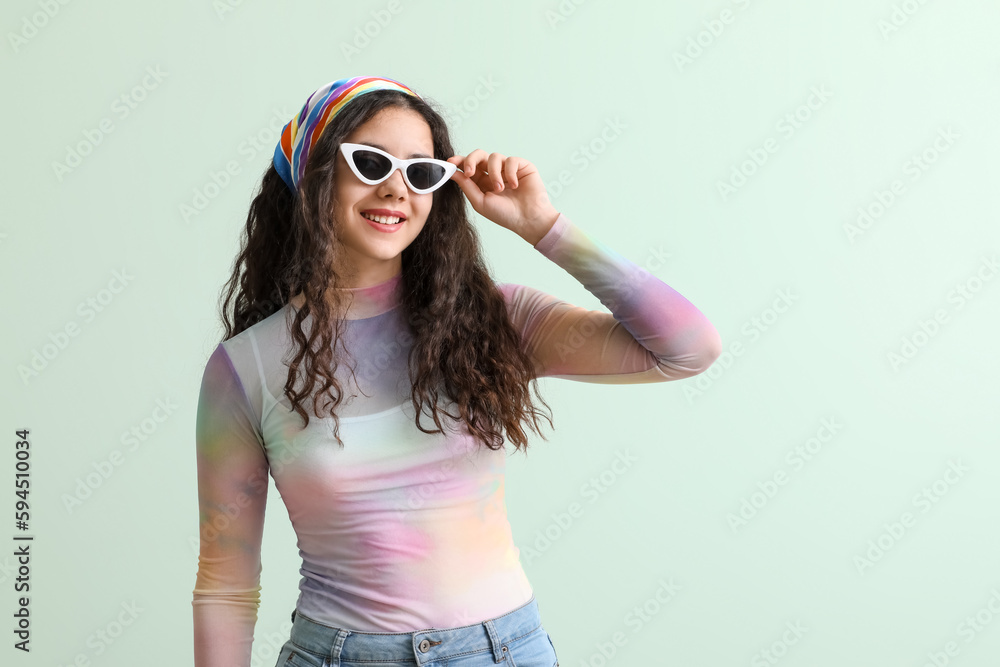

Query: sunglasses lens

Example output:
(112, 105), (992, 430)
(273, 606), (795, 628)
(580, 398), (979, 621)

(406, 162), (447, 191)
(353, 150), (392, 181)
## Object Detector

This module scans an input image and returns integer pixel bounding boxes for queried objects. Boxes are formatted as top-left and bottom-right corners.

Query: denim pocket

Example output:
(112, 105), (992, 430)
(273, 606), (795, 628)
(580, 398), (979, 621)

(498, 626), (558, 667)
(275, 641), (327, 667)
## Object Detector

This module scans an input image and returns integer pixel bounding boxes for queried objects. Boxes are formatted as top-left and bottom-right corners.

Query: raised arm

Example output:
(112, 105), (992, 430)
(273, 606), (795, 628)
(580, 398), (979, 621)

(499, 212), (722, 384)
(192, 343), (270, 667)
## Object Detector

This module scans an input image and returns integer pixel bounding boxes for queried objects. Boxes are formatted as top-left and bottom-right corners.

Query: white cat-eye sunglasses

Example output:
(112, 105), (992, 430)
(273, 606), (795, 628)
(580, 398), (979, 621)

(339, 142), (460, 194)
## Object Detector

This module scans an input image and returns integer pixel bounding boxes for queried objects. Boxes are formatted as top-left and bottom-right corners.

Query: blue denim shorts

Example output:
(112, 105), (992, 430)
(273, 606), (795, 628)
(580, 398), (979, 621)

(274, 595), (559, 667)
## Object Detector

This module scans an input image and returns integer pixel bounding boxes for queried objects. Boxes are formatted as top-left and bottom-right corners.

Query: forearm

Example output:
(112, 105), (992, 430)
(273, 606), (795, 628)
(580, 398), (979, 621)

(510, 211), (722, 382)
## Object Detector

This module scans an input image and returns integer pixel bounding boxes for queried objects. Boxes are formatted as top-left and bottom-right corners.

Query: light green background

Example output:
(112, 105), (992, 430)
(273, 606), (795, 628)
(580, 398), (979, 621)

(3, 0), (1000, 665)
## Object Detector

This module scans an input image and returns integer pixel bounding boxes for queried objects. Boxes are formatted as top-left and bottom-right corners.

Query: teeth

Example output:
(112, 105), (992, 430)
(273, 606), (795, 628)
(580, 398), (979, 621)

(362, 212), (402, 225)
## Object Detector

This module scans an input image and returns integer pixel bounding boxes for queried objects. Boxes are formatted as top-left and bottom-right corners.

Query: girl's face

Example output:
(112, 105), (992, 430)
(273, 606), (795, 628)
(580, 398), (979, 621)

(331, 106), (435, 287)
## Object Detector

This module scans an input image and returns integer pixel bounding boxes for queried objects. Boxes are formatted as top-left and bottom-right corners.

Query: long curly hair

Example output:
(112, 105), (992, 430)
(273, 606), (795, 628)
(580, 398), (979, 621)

(216, 89), (552, 454)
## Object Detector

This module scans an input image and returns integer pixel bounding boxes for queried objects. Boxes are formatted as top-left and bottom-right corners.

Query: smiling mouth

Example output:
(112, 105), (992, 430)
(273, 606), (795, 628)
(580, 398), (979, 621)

(361, 212), (404, 225)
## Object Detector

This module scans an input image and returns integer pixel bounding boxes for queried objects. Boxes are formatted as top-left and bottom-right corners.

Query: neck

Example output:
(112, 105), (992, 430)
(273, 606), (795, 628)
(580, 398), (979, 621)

(288, 271), (404, 320)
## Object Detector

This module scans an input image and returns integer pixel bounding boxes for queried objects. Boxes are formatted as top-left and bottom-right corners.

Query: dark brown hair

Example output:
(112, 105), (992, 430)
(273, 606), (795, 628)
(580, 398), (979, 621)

(216, 89), (552, 453)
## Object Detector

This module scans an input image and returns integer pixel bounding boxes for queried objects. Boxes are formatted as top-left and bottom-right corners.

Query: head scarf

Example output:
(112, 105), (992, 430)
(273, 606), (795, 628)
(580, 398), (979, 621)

(273, 76), (421, 192)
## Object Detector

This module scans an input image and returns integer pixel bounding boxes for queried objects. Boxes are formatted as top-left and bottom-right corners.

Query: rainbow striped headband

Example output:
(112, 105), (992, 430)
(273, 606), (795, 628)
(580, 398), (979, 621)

(273, 76), (421, 192)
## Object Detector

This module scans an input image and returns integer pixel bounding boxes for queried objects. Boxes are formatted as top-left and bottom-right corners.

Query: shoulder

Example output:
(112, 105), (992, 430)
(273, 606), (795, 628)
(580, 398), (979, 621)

(494, 280), (559, 305)
(212, 306), (295, 380)
(493, 281), (520, 301)
(493, 281), (533, 309)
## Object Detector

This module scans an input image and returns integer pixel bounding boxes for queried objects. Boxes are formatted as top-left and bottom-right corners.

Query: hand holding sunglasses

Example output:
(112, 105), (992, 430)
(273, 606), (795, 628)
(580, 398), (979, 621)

(339, 143), (559, 243)
(445, 149), (560, 245)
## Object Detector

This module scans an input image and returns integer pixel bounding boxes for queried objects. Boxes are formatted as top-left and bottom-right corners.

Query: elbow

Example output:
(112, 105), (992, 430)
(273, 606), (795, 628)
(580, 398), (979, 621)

(670, 327), (723, 379)
(694, 327), (723, 374)
(701, 327), (724, 370)
(647, 329), (723, 382)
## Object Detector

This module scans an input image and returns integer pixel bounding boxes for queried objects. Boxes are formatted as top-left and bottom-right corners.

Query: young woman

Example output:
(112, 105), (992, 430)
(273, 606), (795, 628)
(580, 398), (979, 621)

(192, 76), (722, 667)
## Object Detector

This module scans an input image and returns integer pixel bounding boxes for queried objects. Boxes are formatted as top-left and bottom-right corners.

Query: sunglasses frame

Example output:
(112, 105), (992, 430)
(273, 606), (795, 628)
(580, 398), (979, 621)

(339, 142), (458, 194)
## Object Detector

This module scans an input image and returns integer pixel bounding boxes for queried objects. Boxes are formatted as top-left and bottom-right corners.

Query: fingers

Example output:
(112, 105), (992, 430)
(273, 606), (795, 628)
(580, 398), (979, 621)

(503, 156), (520, 189)
(487, 152), (505, 192)
(456, 149), (488, 179)
(450, 151), (530, 193)
(446, 166), (483, 208)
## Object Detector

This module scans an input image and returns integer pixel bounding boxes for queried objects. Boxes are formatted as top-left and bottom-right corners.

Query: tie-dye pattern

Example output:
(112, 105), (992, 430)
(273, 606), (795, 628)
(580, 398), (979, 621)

(191, 212), (721, 666)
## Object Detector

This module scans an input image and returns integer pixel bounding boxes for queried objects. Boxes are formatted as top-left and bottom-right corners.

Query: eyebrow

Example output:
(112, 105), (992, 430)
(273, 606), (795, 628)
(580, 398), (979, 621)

(360, 142), (432, 159)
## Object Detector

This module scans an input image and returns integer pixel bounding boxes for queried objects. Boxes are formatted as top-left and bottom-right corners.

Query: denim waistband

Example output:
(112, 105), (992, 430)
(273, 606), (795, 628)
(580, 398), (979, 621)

(287, 595), (541, 665)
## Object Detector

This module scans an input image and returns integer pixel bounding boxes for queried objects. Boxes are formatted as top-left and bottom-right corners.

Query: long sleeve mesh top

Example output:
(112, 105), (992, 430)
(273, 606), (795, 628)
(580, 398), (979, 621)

(192, 212), (722, 666)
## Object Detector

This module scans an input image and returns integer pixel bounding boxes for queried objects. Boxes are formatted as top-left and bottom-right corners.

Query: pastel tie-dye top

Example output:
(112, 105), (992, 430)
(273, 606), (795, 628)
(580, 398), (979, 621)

(192, 212), (721, 666)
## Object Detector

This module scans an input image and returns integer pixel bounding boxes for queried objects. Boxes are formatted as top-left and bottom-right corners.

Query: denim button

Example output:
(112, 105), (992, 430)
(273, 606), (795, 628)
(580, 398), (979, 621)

(418, 639), (431, 652)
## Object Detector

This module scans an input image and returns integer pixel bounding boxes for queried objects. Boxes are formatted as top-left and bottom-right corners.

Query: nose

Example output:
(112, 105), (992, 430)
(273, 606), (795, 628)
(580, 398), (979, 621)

(377, 167), (408, 198)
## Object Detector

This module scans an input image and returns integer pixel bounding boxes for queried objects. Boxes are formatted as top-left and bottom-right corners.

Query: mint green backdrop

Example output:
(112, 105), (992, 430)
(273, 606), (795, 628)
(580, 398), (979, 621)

(3, 1), (999, 665)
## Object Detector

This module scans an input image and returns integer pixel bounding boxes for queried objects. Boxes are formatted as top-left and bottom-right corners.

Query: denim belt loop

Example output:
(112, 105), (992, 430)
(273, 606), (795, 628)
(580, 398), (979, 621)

(481, 618), (506, 662)
(327, 628), (351, 667)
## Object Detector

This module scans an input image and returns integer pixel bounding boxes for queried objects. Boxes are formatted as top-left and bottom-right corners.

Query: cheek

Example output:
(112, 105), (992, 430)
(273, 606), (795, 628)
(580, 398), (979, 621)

(330, 201), (347, 228)
(332, 184), (363, 220)
(417, 195), (435, 220)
